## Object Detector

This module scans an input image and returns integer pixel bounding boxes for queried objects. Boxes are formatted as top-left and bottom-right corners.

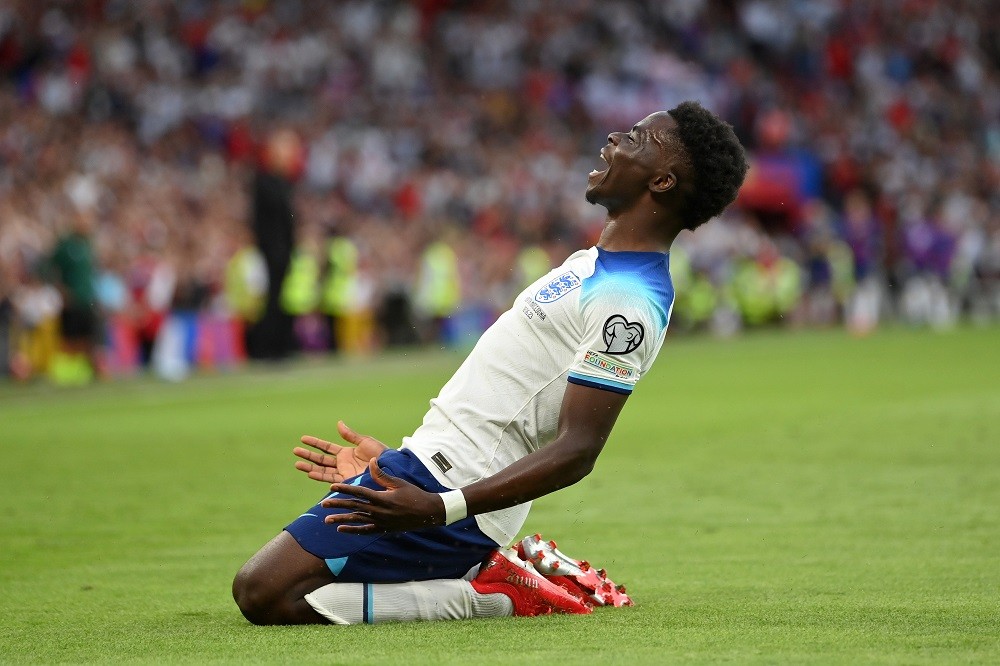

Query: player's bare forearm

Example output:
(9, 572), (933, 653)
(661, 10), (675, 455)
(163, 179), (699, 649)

(320, 382), (628, 533)
(461, 383), (628, 515)
(320, 440), (602, 534)
(460, 435), (603, 514)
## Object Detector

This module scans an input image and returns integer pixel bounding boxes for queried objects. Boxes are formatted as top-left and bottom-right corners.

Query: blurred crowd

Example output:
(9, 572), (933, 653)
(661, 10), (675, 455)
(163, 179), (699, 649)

(1, 0), (998, 383)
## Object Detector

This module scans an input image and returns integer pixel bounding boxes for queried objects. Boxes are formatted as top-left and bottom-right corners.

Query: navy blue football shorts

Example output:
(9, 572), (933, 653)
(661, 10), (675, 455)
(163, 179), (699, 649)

(284, 448), (499, 583)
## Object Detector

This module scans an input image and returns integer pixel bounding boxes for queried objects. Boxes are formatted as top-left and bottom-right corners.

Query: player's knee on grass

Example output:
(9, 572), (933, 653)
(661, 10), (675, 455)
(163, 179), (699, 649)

(232, 532), (336, 625)
(232, 559), (330, 625)
(232, 564), (282, 625)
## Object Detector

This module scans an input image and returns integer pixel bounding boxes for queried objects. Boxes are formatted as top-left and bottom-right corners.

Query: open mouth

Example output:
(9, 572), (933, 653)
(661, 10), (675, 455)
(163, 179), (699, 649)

(588, 148), (611, 178)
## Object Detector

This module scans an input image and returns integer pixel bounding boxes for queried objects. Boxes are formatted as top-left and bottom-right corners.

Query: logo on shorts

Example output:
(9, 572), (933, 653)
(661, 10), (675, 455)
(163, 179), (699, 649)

(603, 315), (644, 354)
(431, 452), (453, 474)
(534, 271), (582, 303)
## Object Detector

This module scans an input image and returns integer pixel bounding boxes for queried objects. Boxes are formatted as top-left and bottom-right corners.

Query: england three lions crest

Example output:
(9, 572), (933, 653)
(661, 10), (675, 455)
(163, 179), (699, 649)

(534, 271), (582, 303)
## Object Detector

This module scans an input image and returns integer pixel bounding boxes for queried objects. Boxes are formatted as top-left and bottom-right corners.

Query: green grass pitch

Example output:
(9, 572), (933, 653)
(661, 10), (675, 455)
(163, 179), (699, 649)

(2, 326), (999, 664)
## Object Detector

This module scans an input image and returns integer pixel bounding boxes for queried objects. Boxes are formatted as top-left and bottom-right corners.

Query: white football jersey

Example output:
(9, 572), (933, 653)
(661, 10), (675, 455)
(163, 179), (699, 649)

(401, 246), (675, 545)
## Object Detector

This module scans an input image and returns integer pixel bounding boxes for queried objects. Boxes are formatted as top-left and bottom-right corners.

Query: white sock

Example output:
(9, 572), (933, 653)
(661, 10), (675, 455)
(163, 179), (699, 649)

(304, 580), (513, 625)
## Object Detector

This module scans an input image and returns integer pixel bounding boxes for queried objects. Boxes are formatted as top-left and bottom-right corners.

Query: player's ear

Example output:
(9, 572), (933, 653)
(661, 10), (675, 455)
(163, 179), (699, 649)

(649, 171), (676, 194)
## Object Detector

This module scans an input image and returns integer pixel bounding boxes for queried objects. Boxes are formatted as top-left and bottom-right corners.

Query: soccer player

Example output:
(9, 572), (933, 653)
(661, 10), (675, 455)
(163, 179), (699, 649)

(233, 102), (748, 625)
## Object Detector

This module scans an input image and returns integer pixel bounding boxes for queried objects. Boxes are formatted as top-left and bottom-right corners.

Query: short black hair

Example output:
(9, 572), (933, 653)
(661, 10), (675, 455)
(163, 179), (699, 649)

(666, 101), (748, 230)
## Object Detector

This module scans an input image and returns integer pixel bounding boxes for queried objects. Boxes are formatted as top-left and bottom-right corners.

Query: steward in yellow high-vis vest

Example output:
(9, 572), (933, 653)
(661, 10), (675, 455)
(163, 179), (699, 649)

(281, 248), (320, 316)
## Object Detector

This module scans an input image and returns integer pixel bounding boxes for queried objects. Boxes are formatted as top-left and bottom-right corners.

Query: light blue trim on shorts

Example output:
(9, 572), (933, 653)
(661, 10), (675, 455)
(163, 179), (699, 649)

(325, 556), (349, 576)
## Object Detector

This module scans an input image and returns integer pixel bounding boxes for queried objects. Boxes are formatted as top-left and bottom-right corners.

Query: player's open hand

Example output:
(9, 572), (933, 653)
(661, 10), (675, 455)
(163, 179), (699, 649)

(293, 421), (389, 484)
(319, 457), (444, 534)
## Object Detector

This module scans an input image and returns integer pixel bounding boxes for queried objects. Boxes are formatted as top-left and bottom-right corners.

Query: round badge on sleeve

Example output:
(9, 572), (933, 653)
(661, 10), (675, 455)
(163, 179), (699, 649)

(602, 315), (644, 354)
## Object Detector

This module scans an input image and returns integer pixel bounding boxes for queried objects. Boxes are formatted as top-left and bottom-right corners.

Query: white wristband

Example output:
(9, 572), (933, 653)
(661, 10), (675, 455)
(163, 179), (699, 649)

(439, 489), (468, 525)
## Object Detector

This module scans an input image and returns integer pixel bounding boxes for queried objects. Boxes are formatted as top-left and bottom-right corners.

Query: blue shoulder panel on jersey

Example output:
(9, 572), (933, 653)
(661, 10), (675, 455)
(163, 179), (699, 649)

(581, 247), (675, 331)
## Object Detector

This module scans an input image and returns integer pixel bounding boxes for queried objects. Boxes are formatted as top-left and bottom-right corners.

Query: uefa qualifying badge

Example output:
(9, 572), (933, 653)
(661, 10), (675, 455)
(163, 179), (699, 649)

(602, 315), (644, 354)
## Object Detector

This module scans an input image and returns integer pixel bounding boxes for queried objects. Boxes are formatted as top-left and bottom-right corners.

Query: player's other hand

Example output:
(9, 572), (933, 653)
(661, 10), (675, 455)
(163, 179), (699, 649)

(320, 457), (444, 534)
(293, 420), (389, 484)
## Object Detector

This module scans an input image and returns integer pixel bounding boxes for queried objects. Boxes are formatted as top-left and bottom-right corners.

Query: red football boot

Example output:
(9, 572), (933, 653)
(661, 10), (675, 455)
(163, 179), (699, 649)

(471, 549), (592, 617)
(518, 533), (634, 608)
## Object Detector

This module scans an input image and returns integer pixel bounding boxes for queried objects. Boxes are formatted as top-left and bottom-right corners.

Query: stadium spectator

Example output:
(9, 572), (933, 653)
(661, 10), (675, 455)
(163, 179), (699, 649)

(48, 208), (99, 384)
(9, 260), (61, 379)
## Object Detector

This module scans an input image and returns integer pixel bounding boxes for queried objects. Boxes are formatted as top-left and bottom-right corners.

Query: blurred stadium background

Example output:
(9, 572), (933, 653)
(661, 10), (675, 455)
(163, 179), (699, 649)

(1, 0), (998, 384)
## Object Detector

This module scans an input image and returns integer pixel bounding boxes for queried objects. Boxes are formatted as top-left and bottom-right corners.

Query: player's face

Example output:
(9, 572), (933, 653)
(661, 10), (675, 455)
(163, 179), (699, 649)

(585, 112), (679, 211)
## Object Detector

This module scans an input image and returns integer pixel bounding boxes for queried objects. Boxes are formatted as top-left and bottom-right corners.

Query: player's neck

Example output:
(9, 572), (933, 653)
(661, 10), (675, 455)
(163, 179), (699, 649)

(597, 208), (682, 254)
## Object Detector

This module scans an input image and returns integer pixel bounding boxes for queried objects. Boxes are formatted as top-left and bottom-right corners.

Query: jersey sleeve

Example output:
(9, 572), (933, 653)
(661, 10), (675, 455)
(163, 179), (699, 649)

(566, 282), (667, 395)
